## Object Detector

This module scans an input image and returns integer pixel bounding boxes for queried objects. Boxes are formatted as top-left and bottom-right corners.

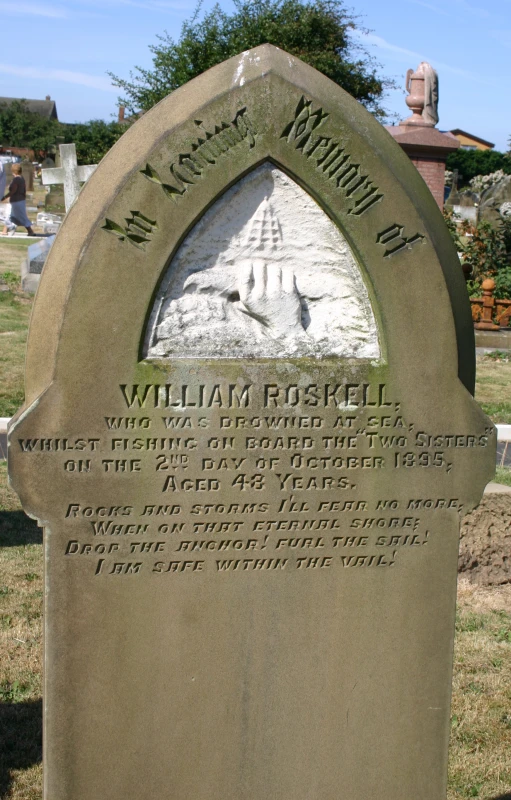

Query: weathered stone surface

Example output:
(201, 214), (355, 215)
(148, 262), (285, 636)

(8, 45), (495, 800)
(146, 163), (379, 359)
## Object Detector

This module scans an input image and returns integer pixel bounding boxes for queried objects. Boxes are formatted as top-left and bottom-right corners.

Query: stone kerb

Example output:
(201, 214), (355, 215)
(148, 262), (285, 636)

(8, 45), (495, 800)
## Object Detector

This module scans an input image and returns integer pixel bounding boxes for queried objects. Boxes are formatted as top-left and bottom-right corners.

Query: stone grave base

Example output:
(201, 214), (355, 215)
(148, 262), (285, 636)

(475, 330), (511, 350)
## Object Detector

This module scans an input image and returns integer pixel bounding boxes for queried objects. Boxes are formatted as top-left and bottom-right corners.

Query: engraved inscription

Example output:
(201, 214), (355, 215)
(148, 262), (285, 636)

(140, 108), (256, 202)
(281, 97), (384, 216)
(102, 212), (158, 250)
(18, 375), (495, 580)
(376, 224), (425, 257)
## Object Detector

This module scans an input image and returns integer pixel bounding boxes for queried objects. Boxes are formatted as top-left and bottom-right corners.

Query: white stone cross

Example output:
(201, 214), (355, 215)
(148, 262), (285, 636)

(42, 143), (97, 211)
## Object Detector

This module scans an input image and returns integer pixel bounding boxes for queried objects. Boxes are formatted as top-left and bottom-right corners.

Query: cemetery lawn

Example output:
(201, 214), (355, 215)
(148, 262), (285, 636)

(0, 462), (42, 800)
(0, 249), (32, 417)
(0, 461), (510, 799)
(0, 240), (29, 277)
(450, 581), (511, 800)
(476, 354), (511, 424)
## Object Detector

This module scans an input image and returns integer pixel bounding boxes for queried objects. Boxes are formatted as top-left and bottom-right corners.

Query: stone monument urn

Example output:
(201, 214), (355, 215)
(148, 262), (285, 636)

(405, 67), (426, 125)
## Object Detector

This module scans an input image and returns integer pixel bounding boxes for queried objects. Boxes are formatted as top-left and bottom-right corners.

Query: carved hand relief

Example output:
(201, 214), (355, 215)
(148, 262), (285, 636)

(145, 164), (380, 359)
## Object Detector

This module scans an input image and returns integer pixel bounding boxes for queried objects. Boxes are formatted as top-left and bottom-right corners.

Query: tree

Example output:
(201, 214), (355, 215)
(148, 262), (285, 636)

(110, 0), (393, 119)
(0, 100), (60, 159)
(62, 120), (127, 164)
(446, 148), (511, 186)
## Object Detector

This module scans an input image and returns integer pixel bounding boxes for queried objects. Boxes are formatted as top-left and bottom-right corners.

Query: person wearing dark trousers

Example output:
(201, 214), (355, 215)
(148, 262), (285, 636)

(1, 163), (35, 236)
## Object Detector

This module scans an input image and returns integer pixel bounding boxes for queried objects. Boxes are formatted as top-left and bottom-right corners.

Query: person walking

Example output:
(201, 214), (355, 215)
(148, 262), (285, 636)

(0, 161), (6, 202)
(1, 163), (35, 236)
(0, 161), (13, 233)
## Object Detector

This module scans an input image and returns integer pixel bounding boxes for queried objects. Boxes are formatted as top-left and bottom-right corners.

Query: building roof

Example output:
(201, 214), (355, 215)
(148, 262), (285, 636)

(0, 96), (58, 120)
(449, 129), (494, 148)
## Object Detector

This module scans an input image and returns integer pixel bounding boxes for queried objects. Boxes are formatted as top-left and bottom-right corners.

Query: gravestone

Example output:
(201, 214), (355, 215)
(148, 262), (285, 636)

(42, 143), (97, 212)
(44, 186), (65, 213)
(21, 235), (56, 292)
(36, 210), (63, 235)
(8, 45), (495, 800)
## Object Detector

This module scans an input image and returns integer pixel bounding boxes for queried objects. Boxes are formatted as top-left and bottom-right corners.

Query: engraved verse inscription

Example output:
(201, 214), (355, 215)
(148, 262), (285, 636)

(17, 377), (495, 580)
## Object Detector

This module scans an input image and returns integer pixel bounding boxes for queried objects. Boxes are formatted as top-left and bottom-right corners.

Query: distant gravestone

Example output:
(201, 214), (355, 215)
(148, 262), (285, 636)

(41, 157), (62, 211)
(21, 236), (56, 292)
(44, 187), (65, 213)
(42, 143), (97, 212)
(35, 143), (96, 288)
(9, 46), (495, 800)
(36, 211), (63, 235)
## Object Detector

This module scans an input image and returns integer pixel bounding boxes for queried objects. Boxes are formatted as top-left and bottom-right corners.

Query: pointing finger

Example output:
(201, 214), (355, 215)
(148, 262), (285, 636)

(252, 259), (267, 301)
(282, 268), (296, 294)
(238, 260), (253, 304)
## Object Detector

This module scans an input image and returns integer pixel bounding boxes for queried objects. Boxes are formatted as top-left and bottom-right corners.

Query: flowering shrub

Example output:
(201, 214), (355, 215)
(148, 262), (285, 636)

(469, 170), (507, 194)
(443, 209), (511, 299)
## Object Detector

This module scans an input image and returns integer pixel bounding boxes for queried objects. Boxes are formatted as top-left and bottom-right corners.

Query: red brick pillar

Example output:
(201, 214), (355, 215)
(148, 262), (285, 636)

(384, 127), (459, 210)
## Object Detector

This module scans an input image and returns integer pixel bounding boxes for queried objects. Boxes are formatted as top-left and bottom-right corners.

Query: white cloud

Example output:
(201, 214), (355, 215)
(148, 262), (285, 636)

(354, 31), (489, 84)
(0, 1), (67, 17)
(0, 63), (116, 92)
(407, 0), (454, 18)
(355, 32), (422, 61)
(407, 0), (489, 16)
(75, 0), (189, 10)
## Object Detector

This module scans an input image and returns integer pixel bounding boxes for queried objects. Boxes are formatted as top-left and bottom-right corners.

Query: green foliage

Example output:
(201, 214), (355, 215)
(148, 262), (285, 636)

(444, 210), (511, 298)
(495, 467), (511, 487)
(0, 100), (60, 159)
(479, 402), (511, 424)
(485, 350), (511, 362)
(456, 612), (488, 633)
(110, 0), (394, 118)
(446, 148), (511, 186)
(0, 100), (127, 164)
(0, 678), (36, 703)
(0, 271), (20, 291)
(462, 218), (510, 283)
(62, 120), (126, 165)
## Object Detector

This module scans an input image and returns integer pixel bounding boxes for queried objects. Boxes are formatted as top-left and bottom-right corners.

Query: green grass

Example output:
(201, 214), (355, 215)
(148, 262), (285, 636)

(475, 356), (511, 425)
(480, 403), (511, 424)
(448, 598), (511, 799)
(495, 467), (511, 487)
(0, 277), (32, 417)
(0, 463), (42, 800)
(0, 240), (30, 276)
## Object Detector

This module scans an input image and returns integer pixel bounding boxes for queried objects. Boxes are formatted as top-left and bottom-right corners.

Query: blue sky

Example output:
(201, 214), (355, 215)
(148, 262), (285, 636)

(0, 0), (509, 150)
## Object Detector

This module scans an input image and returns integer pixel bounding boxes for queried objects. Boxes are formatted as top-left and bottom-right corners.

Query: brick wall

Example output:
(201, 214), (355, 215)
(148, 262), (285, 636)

(409, 155), (446, 209)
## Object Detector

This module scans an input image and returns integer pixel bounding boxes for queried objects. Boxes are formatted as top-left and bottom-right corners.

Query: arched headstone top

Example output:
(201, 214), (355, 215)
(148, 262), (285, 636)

(25, 44), (473, 406)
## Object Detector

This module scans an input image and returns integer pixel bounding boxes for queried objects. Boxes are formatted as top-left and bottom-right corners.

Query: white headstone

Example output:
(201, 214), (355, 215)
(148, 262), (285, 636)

(42, 144), (97, 211)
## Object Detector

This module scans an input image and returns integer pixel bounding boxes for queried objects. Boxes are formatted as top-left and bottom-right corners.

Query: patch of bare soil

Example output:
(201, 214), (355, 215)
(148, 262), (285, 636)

(459, 494), (511, 588)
